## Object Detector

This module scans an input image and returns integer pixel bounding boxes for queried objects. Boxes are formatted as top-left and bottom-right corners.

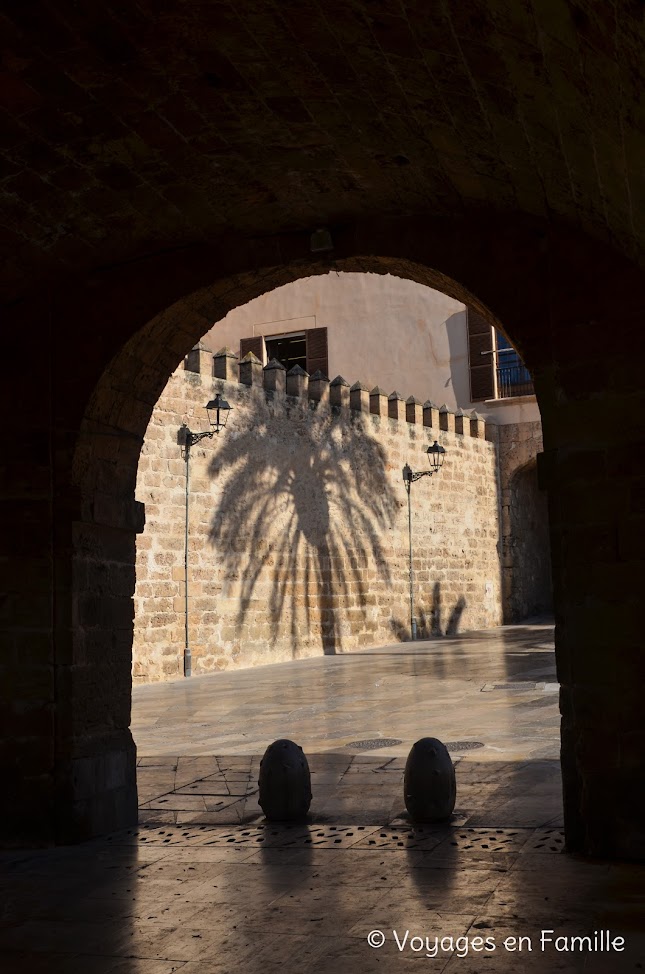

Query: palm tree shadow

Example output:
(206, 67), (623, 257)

(208, 395), (398, 657)
(388, 586), (469, 680)
(390, 584), (467, 642)
(445, 595), (467, 636)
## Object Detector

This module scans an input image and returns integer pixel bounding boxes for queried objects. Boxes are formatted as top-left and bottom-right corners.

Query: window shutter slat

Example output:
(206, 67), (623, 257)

(239, 336), (264, 363)
(467, 309), (494, 401)
(305, 327), (328, 377)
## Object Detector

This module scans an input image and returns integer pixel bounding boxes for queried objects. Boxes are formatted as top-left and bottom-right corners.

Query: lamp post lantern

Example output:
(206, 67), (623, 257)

(403, 441), (446, 640)
(180, 394), (232, 677)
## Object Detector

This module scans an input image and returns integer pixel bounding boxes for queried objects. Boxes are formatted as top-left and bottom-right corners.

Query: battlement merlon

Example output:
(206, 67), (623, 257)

(180, 348), (489, 440)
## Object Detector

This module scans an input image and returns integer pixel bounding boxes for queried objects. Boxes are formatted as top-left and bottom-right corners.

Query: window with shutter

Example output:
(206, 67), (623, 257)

(305, 327), (328, 377)
(467, 309), (495, 401)
(265, 332), (307, 370)
(239, 336), (265, 363)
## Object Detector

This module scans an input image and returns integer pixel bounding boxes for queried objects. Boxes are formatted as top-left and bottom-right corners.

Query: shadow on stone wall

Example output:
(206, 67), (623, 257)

(207, 401), (398, 656)
(506, 460), (553, 623)
(390, 581), (467, 641)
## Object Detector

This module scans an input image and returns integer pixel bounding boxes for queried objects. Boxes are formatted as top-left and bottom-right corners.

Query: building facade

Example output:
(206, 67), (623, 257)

(202, 272), (541, 427)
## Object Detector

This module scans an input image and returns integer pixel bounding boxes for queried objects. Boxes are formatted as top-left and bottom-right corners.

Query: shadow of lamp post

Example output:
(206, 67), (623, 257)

(403, 441), (446, 641)
(179, 394), (232, 677)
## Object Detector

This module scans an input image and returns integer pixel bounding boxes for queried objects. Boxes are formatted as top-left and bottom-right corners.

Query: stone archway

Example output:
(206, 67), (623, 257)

(4, 213), (645, 860)
(505, 460), (553, 623)
(497, 422), (553, 624)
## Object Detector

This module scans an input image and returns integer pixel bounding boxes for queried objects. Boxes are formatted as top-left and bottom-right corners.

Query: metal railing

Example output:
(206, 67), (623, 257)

(496, 363), (534, 398)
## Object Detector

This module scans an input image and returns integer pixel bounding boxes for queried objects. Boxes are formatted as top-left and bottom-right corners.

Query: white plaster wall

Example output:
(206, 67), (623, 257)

(484, 396), (542, 425)
(202, 272), (541, 426)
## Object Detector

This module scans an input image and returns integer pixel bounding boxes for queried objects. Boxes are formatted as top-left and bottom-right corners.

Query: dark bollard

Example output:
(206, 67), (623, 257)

(258, 739), (312, 821)
(404, 737), (456, 822)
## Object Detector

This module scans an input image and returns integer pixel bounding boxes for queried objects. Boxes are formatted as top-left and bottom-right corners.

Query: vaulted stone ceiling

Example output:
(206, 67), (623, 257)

(1, 1), (644, 304)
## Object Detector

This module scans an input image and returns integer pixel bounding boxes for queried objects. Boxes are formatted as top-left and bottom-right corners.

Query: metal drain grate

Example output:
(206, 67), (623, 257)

(482, 683), (537, 692)
(202, 824), (379, 848)
(444, 741), (485, 752)
(522, 829), (565, 854)
(99, 823), (550, 852)
(438, 828), (530, 853)
(344, 738), (403, 750)
(353, 827), (449, 851)
(104, 825), (225, 845)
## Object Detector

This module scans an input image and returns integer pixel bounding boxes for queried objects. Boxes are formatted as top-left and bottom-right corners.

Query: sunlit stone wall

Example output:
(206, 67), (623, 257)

(133, 347), (502, 682)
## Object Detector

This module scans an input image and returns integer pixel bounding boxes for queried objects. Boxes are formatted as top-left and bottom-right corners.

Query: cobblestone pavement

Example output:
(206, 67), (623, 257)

(2, 623), (644, 972)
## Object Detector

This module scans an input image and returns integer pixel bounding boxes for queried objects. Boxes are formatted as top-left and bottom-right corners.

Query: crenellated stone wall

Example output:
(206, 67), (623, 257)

(133, 346), (503, 682)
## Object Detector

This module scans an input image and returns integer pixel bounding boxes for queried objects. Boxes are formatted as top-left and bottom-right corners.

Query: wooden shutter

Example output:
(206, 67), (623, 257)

(467, 309), (495, 401)
(305, 327), (328, 377)
(239, 336), (264, 362)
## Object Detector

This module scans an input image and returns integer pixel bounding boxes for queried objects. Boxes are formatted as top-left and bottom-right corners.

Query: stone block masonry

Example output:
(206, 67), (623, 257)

(133, 349), (503, 682)
(497, 421), (551, 623)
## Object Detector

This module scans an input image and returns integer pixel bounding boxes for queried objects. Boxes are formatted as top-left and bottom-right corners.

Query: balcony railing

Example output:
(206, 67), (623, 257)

(496, 363), (534, 399)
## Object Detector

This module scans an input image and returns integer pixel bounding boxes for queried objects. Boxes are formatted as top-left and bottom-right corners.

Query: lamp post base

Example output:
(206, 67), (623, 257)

(184, 647), (192, 677)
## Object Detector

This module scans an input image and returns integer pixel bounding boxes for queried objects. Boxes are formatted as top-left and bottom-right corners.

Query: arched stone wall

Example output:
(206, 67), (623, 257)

(497, 421), (553, 623)
(3, 214), (645, 859)
(505, 460), (553, 623)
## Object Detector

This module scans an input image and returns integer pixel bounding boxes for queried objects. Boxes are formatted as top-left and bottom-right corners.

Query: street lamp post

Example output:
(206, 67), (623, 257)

(180, 394), (232, 677)
(402, 441), (446, 641)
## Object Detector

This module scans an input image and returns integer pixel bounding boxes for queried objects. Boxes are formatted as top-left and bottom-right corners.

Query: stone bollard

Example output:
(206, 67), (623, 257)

(403, 737), (456, 822)
(258, 739), (312, 821)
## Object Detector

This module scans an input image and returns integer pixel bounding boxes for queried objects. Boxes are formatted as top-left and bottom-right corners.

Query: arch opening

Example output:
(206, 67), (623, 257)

(127, 267), (560, 839)
(6, 221), (644, 862)
(129, 268), (541, 680)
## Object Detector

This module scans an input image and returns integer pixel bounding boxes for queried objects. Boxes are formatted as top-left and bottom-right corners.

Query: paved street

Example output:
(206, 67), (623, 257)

(2, 622), (644, 972)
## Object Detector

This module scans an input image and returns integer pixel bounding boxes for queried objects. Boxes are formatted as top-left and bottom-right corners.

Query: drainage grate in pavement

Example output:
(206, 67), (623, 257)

(103, 825), (223, 845)
(481, 683), (537, 692)
(356, 827), (530, 854)
(202, 824), (379, 848)
(444, 741), (485, 752)
(353, 827), (449, 851)
(344, 738), (403, 750)
(291, 825), (378, 848)
(99, 823), (552, 852)
(438, 828), (530, 853)
(522, 829), (565, 854)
